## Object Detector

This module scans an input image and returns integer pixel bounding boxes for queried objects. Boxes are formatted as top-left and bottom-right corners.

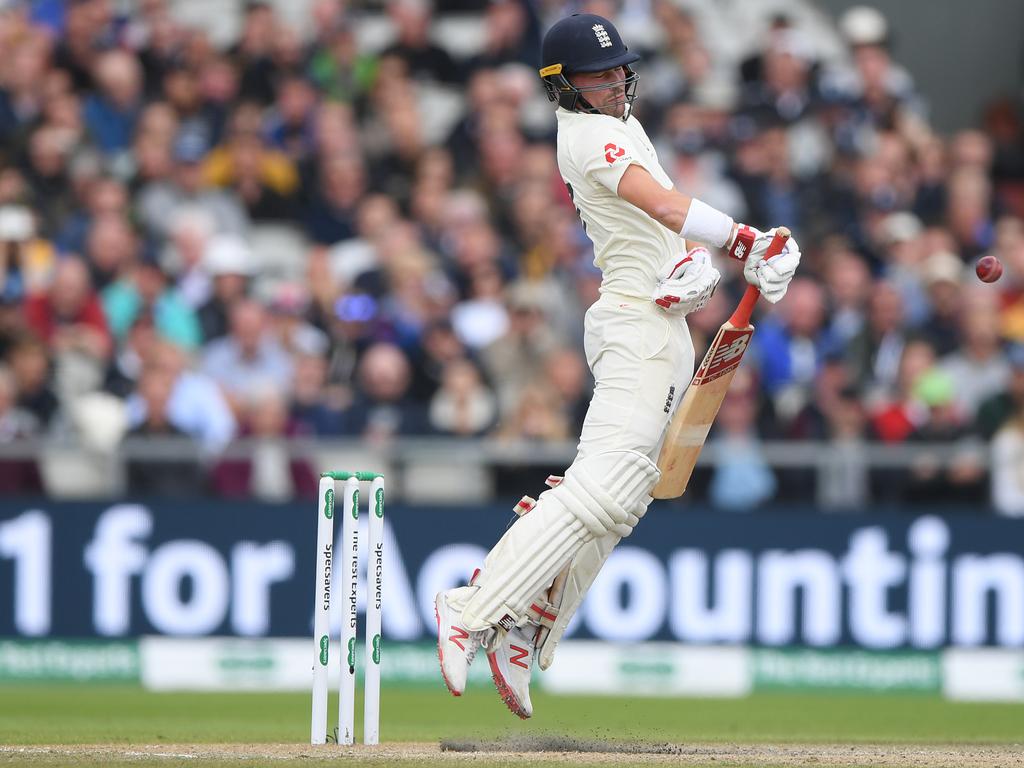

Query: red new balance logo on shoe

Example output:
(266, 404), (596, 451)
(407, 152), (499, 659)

(449, 626), (469, 651)
(509, 645), (530, 669)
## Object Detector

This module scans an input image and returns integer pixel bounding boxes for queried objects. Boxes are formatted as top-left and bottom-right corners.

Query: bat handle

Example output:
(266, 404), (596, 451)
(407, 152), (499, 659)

(727, 226), (791, 328)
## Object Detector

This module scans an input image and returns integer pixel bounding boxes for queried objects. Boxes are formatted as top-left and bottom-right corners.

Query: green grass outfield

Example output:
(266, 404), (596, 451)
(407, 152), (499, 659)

(2, 686), (1022, 767)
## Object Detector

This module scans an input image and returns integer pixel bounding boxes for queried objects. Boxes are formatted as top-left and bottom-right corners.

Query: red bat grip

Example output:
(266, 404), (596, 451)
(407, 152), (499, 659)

(727, 227), (791, 328)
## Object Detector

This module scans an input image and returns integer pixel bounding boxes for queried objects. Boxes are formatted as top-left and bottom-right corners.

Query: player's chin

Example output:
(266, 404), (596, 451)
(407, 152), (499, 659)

(602, 102), (626, 119)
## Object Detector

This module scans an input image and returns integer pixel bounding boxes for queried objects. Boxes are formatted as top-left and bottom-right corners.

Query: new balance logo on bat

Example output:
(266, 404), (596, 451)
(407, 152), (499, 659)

(694, 330), (751, 383)
(593, 24), (612, 47)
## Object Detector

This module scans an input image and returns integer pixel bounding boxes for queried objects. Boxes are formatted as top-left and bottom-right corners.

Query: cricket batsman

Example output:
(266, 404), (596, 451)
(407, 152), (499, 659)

(435, 13), (801, 717)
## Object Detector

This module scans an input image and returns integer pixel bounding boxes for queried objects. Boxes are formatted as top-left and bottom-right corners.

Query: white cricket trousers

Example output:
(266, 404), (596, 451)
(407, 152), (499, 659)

(577, 291), (696, 463)
(450, 292), (696, 635)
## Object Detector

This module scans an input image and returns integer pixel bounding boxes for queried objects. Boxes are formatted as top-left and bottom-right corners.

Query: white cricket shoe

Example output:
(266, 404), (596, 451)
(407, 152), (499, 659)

(487, 625), (536, 719)
(434, 588), (484, 696)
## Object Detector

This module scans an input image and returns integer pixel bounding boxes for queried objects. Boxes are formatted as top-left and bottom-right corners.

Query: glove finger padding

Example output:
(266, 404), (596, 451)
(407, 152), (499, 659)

(742, 231), (801, 304)
(657, 247), (709, 281)
(652, 247), (721, 315)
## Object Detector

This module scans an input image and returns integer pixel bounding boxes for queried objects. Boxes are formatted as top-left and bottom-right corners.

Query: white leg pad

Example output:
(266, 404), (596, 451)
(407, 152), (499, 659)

(460, 450), (658, 632)
(536, 532), (619, 670)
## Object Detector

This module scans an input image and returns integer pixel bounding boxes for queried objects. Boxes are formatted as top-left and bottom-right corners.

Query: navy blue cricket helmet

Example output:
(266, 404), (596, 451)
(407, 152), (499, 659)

(538, 14), (640, 117)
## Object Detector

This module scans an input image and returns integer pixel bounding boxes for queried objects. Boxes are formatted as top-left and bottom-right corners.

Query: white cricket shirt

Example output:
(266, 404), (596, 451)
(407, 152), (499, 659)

(555, 107), (684, 298)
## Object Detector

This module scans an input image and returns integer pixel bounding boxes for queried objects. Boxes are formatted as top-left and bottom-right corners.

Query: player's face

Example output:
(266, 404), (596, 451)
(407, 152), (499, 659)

(570, 67), (628, 118)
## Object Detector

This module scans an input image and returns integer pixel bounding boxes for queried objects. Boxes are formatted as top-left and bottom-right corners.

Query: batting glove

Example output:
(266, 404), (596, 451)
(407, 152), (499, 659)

(729, 224), (798, 305)
(740, 229), (801, 304)
(651, 246), (721, 316)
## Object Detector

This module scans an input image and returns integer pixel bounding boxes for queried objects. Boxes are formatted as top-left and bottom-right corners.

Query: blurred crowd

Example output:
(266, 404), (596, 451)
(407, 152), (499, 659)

(0, 0), (1023, 512)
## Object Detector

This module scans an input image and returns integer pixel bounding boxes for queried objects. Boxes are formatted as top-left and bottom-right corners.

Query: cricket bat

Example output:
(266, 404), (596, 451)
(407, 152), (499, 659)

(651, 227), (790, 499)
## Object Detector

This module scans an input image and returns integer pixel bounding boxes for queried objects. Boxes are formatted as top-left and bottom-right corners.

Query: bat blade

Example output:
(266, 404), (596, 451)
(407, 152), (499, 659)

(652, 226), (789, 500)
(651, 323), (753, 499)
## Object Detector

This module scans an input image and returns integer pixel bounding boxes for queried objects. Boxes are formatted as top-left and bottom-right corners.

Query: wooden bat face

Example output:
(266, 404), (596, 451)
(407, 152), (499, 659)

(651, 325), (753, 498)
(652, 227), (790, 500)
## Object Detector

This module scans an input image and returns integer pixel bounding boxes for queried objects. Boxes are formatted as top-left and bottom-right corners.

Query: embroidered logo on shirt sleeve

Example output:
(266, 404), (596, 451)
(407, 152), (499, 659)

(604, 143), (627, 164)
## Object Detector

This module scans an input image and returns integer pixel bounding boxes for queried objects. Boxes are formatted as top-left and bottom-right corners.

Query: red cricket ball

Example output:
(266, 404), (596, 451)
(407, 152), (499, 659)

(976, 255), (1003, 283)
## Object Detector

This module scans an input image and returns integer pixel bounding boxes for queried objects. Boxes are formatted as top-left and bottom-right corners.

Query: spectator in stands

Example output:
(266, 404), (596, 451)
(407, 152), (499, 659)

(871, 337), (936, 443)
(946, 167), (996, 259)
(822, 4), (923, 130)
(409, 318), (469, 402)
(82, 213), (138, 291)
(307, 20), (377, 105)
(906, 368), (986, 504)
(918, 250), (964, 356)
(231, 1), (277, 105)
(304, 150), (366, 245)
(0, 35), (48, 143)
(201, 298), (293, 410)
(132, 2), (187, 98)
(290, 345), (346, 436)
(823, 245), (870, 346)
(124, 364), (205, 497)
(878, 212), (929, 325)
(83, 50), (144, 156)
(0, 205), (53, 302)
(989, 217), (1024, 343)
(754, 277), (830, 424)
(740, 27), (817, 125)
(817, 384), (872, 510)
(212, 386), (318, 501)
(24, 125), (75, 235)
(136, 127), (249, 240)
(429, 358), (496, 437)
(53, 0), (116, 92)
(102, 247), (201, 351)
(991, 396), (1024, 516)
(940, 288), (1010, 418)
(56, 176), (129, 255)
(451, 260), (509, 350)
(346, 341), (429, 440)
(263, 74), (319, 162)
(0, 365), (43, 493)
(977, 344), (1024, 439)
(481, 281), (559, 416)
(204, 103), (300, 222)
(159, 62), (202, 133)
(196, 234), (255, 341)
(381, 0), (460, 85)
(543, 347), (590, 436)
(6, 333), (59, 428)
(163, 206), (215, 310)
(466, 0), (540, 72)
(662, 104), (748, 221)
(846, 279), (906, 398)
(709, 375), (777, 511)
(103, 309), (159, 399)
(196, 55), (240, 146)
(494, 381), (569, 443)
(125, 340), (235, 455)
(368, 84), (428, 205)
(23, 257), (112, 400)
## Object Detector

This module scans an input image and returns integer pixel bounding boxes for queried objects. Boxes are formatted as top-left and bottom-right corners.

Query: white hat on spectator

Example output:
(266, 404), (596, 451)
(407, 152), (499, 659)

(881, 212), (923, 244)
(774, 29), (815, 62)
(922, 251), (965, 286)
(204, 234), (256, 276)
(839, 5), (889, 47)
(0, 206), (34, 241)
